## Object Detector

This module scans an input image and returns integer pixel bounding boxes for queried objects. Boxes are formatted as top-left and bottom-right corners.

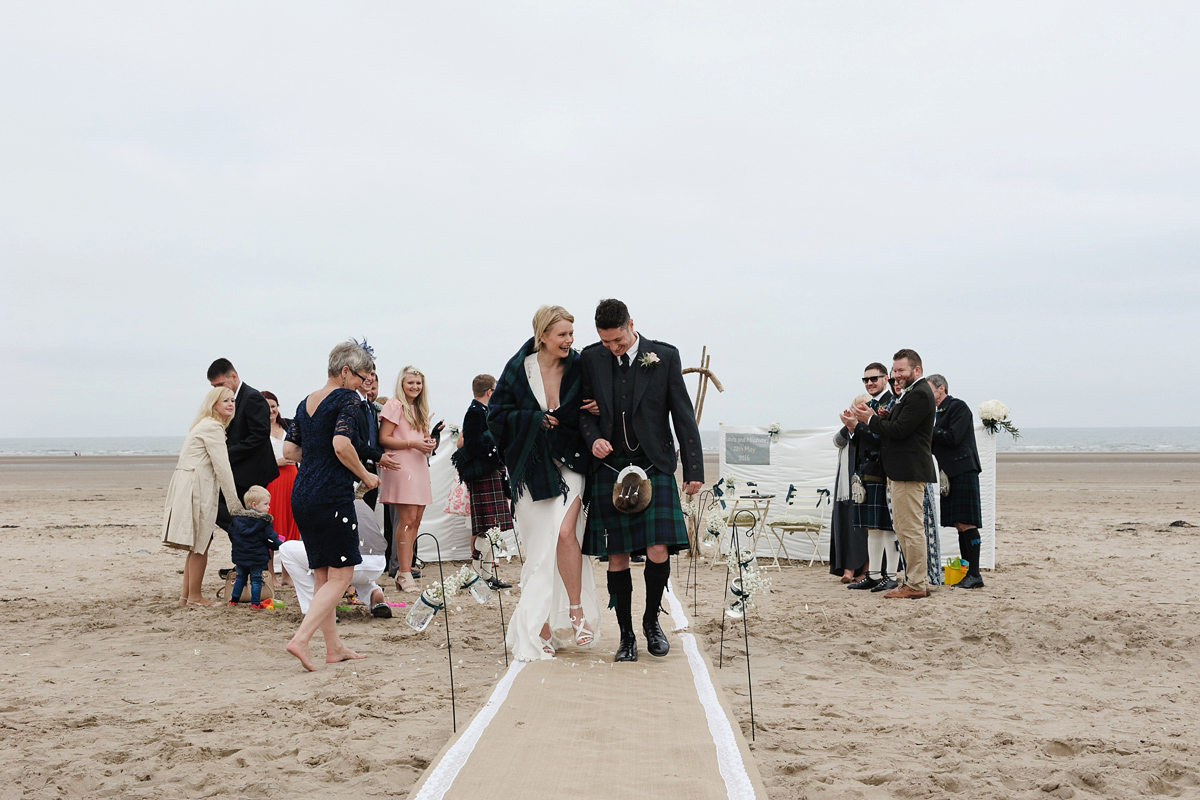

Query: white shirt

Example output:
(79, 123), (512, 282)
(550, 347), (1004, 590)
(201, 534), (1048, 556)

(620, 334), (640, 368)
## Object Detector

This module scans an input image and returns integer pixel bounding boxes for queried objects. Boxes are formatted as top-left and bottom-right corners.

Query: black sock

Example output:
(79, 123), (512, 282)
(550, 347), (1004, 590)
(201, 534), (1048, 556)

(643, 558), (670, 627)
(959, 528), (982, 577)
(607, 569), (633, 632)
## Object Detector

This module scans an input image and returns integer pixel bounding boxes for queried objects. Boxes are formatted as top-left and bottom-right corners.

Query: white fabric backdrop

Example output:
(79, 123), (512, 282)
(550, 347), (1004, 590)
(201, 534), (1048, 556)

(413, 437), (477, 562)
(717, 425), (996, 569)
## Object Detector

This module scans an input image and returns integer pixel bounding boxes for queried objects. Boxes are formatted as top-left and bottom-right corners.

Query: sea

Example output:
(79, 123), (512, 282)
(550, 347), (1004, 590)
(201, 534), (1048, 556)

(2, 428), (1199, 457)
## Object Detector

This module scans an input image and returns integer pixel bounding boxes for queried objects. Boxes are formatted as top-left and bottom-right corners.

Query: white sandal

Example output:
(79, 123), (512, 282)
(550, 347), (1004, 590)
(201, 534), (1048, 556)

(568, 603), (594, 648)
(396, 572), (420, 594)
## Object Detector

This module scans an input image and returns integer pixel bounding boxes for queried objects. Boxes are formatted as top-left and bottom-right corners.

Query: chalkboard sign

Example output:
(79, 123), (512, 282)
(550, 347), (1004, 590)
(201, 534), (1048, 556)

(725, 433), (771, 465)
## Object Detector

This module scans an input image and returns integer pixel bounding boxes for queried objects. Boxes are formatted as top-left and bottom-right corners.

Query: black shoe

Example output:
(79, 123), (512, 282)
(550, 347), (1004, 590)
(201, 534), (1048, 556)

(848, 576), (879, 590)
(371, 602), (392, 619)
(615, 630), (638, 662)
(643, 618), (669, 657)
(598, 555), (609, 563)
(630, 554), (646, 563)
(485, 576), (512, 590)
(410, 568), (421, 579)
(218, 568), (234, 579)
(871, 577), (898, 593)
(957, 574), (985, 589)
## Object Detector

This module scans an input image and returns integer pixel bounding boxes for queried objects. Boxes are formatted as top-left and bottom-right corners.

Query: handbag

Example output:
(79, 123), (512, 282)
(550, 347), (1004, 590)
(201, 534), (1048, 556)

(939, 469), (951, 497)
(217, 570), (275, 603)
(443, 473), (472, 517)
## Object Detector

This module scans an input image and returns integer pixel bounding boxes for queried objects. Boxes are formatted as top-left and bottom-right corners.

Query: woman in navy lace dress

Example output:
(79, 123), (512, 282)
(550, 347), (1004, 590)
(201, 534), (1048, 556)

(283, 340), (381, 672)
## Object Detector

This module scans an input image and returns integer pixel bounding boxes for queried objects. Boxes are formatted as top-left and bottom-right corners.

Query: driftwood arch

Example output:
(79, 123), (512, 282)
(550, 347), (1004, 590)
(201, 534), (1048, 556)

(682, 345), (724, 424)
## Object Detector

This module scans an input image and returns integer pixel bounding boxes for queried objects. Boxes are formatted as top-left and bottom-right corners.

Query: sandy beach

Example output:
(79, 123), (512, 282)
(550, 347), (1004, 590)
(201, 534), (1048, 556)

(1, 453), (1198, 799)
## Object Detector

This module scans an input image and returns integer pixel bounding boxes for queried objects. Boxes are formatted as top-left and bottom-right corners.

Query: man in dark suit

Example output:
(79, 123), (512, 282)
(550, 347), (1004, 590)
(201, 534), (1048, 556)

(839, 362), (899, 591)
(356, 370), (384, 510)
(928, 374), (985, 589)
(578, 299), (704, 662)
(207, 358), (279, 530)
(853, 348), (936, 599)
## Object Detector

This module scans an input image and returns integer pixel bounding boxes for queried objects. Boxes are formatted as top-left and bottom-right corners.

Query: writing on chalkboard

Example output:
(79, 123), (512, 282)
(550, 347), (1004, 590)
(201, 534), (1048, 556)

(725, 433), (771, 465)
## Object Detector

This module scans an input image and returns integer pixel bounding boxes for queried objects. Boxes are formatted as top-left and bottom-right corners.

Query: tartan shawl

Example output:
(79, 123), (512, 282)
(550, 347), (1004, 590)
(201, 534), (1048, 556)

(486, 338), (586, 503)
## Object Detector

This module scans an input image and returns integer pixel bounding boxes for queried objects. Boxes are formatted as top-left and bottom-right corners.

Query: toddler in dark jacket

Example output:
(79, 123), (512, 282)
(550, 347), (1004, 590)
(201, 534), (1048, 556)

(228, 485), (282, 609)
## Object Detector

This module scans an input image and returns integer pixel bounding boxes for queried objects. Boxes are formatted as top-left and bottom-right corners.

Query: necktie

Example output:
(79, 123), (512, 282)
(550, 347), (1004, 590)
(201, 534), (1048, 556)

(620, 354), (630, 370)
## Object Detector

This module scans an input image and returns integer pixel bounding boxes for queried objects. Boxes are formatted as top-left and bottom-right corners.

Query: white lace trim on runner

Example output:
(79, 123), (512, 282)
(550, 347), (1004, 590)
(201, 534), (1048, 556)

(410, 660), (527, 800)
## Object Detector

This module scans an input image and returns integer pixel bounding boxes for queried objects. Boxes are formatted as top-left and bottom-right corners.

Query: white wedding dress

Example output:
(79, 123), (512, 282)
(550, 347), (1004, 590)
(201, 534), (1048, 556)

(505, 353), (602, 661)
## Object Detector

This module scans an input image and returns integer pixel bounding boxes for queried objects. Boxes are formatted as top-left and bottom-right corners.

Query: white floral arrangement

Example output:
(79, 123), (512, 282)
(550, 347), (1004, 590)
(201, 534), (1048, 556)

(448, 424), (460, 437)
(483, 526), (511, 560)
(638, 352), (660, 369)
(704, 509), (728, 545)
(419, 581), (446, 608)
(723, 474), (739, 495)
(767, 423), (781, 442)
(978, 400), (1020, 438)
(740, 570), (772, 600)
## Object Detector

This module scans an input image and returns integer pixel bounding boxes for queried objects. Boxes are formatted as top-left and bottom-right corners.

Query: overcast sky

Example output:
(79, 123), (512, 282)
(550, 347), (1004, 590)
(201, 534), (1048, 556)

(2, 2), (1197, 437)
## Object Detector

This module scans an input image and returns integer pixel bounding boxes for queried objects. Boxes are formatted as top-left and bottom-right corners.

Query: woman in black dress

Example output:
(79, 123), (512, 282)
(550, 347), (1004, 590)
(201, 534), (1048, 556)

(284, 340), (381, 672)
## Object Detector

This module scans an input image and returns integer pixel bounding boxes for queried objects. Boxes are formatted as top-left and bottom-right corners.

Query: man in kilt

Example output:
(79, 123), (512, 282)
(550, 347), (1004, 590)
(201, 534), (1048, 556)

(839, 362), (900, 592)
(579, 299), (704, 662)
(453, 374), (514, 590)
(928, 374), (985, 589)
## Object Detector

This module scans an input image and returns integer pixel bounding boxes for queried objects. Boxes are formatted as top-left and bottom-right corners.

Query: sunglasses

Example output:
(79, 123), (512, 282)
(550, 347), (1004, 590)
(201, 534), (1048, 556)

(862, 375), (886, 384)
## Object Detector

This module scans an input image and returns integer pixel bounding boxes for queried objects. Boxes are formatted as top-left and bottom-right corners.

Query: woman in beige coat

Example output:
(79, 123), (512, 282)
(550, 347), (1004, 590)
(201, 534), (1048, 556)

(162, 386), (243, 606)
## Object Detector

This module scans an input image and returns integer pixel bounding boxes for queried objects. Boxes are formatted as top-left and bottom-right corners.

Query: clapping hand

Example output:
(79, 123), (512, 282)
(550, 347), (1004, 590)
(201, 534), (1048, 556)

(839, 409), (857, 429)
(852, 403), (876, 423)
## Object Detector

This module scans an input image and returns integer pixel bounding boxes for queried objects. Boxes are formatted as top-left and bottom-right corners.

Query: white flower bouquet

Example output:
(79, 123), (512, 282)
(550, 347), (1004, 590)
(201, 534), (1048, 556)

(703, 509), (728, 545)
(767, 423), (781, 442)
(978, 400), (1020, 438)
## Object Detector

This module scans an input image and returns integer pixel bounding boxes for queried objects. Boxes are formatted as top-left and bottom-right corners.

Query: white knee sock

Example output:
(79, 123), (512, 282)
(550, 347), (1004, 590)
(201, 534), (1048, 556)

(867, 529), (887, 579)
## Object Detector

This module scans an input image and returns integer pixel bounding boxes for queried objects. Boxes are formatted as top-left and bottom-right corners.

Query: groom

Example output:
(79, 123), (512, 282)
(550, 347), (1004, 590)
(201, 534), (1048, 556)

(579, 299), (704, 662)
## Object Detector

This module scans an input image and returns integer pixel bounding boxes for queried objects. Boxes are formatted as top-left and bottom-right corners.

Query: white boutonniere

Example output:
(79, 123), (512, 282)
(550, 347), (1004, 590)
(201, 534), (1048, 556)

(639, 352), (660, 370)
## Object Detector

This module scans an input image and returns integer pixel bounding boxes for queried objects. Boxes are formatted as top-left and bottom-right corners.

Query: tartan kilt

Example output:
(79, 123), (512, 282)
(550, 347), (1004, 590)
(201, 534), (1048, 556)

(583, 467), (688, 557)
(852, 479), (892, 530)
(940, 470), (983, 527)
(466, 472), (514, 536)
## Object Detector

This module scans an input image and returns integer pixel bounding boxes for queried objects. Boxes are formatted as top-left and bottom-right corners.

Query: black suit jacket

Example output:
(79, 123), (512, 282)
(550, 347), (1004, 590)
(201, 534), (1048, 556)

(577, 337), (704, 483)
(866, 378), (936, 483)
(841, 390), (893, 476)
(356, 398), (384, 466)
(227, 382), (279, 490)
(458, 399), (503, 472)
(931, 395), (982, 478)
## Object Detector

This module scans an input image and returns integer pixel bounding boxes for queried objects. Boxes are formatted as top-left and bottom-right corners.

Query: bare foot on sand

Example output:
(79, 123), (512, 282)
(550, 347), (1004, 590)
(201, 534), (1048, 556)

(326, 647), (366, 664)
(186, 597), (214, 607)
(286, 640), (318, 672)
(177, 597), (188, 607)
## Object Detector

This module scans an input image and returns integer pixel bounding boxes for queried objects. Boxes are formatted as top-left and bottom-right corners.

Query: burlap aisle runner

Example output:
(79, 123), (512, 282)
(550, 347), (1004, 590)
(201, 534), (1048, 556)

(408, 581), (768, 800)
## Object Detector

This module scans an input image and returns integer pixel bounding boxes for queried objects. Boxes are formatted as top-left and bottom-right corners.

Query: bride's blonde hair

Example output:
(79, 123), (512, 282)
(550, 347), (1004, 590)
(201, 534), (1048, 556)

(394, 366), (430, 433)
(532, 305), (574, 350)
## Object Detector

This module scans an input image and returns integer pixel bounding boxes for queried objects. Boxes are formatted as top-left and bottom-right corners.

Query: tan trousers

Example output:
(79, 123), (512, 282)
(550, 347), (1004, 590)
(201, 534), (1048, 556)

(888, 479), (927, 592)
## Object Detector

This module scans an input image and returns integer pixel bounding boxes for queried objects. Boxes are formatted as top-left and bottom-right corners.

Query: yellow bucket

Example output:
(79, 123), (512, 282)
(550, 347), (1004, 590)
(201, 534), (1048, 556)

(943, 564), (967, 586)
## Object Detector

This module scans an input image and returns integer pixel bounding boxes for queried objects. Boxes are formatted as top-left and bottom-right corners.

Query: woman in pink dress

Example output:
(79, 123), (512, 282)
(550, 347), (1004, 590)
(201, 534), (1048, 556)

(380, 366), (436, 593)
(263, 391), (301, 586)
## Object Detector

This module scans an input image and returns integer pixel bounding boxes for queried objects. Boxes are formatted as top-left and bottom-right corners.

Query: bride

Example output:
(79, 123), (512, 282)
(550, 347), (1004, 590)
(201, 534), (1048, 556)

(488, 305), (599, 660)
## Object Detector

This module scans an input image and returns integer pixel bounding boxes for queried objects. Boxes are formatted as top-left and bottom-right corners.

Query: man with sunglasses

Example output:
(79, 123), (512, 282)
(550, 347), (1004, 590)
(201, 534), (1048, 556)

(207, 358), (279, 533)
(839, 363), (900, 592)
(852, 349), (938, 599)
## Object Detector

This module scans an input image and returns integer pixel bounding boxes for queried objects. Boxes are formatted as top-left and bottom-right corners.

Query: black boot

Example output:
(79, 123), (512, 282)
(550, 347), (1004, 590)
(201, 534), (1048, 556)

(642, 558), (670, 657)
(609, 569), (637, 662)
(958, 528), (984, 588)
